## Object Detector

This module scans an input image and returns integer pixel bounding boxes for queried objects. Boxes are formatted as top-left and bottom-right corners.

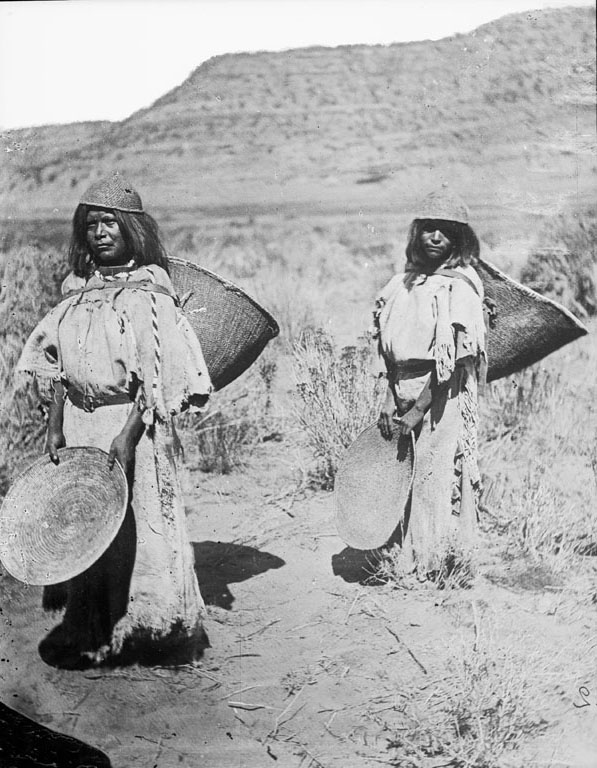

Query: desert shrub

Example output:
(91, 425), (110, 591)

(479, 363), (564, 449)
(520, 205), (597, 317)
(479, 344), (597, 583)
(521, 247), (595, 319)
(376, 543), (478, 591)
(0, 245), (67, 344)
(179, 351), (280, 474)
(243, 264), (322, 349)
(292, 328), (385, 489)
(487, 466), (597, 576)
(386, 623), (547, 767)
(0, 246), (69, 491)
(546, 205), (597, 263)
(186, 411), (259, 474)
(171, 218), (394, 353)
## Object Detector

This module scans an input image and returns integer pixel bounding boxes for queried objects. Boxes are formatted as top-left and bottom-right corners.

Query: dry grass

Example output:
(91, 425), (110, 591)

(380, 615), (550, 768)
(175, 217), (392, 352)
(479, 364), (564, 447)
(292, 328), (385, 489)
(0, 246), (68, 493)
(521, 205), (597, 318)
(494, 469), (597, 572)
(186, 411), (259, 475)
(178, 351), (281, 474)
(376, 543), (478, 591)
(243, 264), (323, 350)
(478, 339), (597, 590)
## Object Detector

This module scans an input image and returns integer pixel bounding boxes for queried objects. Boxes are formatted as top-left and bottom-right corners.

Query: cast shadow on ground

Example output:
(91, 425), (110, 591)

(332, 523), (404, 586)
(193, 541), (285, 609)
(0, 702), (111, 767)
(331, 546), (386, 586)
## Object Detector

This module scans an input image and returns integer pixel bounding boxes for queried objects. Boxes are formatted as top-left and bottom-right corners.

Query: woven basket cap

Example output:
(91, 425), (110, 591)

(414, 188), (470, 224)
(0, 447), (128, 585)
(478, 259), (588, 381)
(80, 173), (143, 212)
(168, 257), (279, 390)
(334, 425), (414, 550)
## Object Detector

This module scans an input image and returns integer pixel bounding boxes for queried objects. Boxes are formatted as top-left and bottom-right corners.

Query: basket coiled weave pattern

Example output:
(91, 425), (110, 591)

(168, 257), (279, 391)
(0, 447), (128, 585)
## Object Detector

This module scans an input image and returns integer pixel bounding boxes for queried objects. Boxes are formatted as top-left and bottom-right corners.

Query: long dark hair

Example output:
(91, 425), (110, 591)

(68, 204), (170, 277)
(405, 219), (480, 272)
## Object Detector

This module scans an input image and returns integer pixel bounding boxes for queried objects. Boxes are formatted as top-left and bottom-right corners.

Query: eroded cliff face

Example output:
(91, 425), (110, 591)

(1, 6), (595, 218)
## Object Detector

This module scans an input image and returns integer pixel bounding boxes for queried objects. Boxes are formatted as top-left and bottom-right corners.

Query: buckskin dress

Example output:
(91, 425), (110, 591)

(17, 264), (212, 667)
(374, 266), (487, 577)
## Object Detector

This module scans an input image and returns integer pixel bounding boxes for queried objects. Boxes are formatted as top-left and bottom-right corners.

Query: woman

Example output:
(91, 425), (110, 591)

(17, 173), (213, 668)
(374, 188), (486, 581)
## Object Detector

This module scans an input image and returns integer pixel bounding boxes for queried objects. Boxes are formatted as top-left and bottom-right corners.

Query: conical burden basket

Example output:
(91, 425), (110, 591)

(479, 259), (588, 382)
(334, 425), (414, 551)
(168, 257), (280, 391)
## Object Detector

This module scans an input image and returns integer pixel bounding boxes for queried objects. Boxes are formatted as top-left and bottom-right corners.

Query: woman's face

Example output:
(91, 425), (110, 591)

(419, 219), (457, 263)
(86, 208), (127, 265)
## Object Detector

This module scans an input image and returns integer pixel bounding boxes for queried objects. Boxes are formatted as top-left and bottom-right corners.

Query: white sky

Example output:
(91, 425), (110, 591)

(0, 0), (594, 130)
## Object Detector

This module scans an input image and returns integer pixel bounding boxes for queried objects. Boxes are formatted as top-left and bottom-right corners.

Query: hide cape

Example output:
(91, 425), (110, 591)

(56, 257), (279, 392)
(335, 259), (588, 551)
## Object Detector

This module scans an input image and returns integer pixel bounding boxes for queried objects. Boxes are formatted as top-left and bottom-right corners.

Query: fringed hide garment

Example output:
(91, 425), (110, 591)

(374, 266), (486, 577)
(17, 265), (212, 668)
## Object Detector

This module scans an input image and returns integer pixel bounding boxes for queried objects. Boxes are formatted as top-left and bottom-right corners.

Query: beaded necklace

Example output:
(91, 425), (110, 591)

(93, 260), (137, 280)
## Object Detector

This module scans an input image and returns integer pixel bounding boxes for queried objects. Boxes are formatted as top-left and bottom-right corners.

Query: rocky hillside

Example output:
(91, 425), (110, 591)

(0, 6), (594, 220)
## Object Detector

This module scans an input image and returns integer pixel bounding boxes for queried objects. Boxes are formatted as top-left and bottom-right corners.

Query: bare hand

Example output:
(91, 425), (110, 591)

(394, 406), (424, 436)
(45, 428), (66, 465)
(377, 403), (396, 441)
(108, 430), (136, 474)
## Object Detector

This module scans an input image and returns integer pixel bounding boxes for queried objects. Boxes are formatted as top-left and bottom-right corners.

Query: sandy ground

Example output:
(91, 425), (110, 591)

(1, 437), (597, 768)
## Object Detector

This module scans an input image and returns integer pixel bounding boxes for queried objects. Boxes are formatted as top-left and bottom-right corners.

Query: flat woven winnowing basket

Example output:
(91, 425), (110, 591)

(479, 259), (588, 381)
(334, 425), (414, 551)
(168, 257), (279, 391)
(0, 447), (128, 585)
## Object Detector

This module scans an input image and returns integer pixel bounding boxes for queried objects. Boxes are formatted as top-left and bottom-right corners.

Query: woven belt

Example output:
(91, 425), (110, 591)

(392, 362), (434, 377)
(67, 388), (131, 413)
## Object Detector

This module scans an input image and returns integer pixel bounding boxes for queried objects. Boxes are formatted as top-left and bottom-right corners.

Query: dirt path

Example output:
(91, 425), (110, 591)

(1, 441), (597, 767)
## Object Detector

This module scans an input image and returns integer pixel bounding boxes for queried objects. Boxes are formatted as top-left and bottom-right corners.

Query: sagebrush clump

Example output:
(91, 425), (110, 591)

(384, 619), (548, 767)
(293, 328), (384, 489)
(179, 351), (280, 474)
(479, 343), (597, 591)
(521, 205), (597, 318)
(0, 246), (69, 490)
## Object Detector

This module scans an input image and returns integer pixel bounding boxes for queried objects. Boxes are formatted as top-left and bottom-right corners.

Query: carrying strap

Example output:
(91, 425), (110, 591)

(433, 267), (498, 327)
(433, 267), (481, 297)
(61, 279), (179, 305)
